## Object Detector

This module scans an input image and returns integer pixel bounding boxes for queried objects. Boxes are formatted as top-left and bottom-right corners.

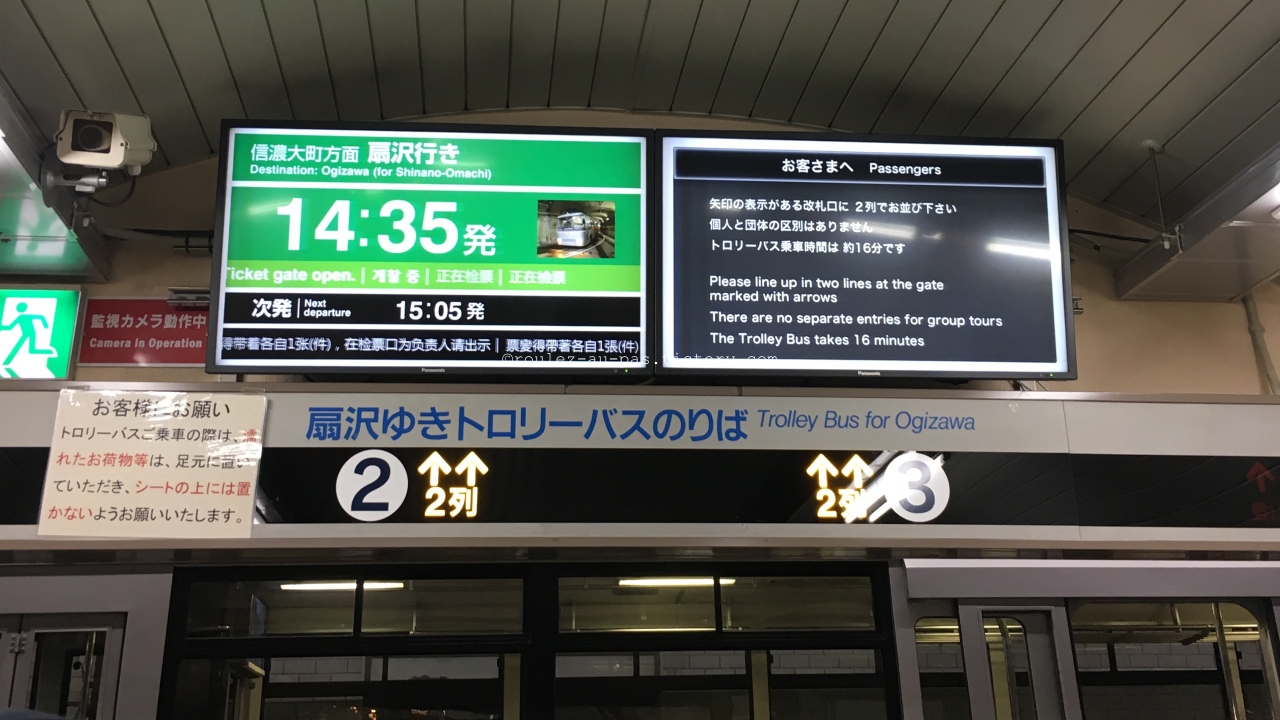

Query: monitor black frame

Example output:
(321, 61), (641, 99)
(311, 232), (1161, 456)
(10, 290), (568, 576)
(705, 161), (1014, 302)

(206, 119), (656, 379)
(654, 129), (1077, 382)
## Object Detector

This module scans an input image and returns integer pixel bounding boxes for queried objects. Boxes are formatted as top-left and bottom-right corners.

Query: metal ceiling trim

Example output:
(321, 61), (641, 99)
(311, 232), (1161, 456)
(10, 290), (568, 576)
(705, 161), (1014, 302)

(1117, 135), (1280, 300)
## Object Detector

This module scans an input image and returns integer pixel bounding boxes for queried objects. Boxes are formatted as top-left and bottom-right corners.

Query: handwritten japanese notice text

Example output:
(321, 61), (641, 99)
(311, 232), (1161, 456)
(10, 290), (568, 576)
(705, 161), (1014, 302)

(38, 390), (267, 539)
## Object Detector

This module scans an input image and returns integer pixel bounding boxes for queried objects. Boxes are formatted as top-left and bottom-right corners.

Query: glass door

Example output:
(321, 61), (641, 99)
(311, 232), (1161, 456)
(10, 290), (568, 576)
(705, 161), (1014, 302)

(4, 613), (124, 720)
(957, 603), (1082, 720)
(1069, 601), (1280, 720)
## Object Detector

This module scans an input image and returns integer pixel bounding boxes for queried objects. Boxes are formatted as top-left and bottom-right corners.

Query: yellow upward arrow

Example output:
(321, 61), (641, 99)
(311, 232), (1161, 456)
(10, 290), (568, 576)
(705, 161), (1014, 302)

(842, 454), (873, 489)
(806, 454), (839, 488)
(417, 451), (452, 486)
(454, 451), (489, 486)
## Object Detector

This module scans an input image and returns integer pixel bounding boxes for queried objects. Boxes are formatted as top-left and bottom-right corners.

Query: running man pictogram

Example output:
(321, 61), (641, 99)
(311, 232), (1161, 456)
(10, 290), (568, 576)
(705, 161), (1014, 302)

(1, 301), (55, 365)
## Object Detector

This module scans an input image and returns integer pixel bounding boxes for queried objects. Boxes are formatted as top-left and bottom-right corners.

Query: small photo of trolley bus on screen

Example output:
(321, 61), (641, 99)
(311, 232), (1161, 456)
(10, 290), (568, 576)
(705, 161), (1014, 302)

(536, 199), (616, 259)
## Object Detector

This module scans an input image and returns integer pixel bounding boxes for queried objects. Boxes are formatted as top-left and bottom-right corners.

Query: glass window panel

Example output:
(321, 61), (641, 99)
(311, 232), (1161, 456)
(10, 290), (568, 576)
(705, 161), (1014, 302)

(187, 580), (355, 637)
(984, 617), (1036, 720)
(556, 651), (748, 679)
(721, 576), (874, 631)
(770, 649), (878, 675)
(769, 688), (888, 720)
(28, 630), (107, 719)
(172, 656), (510, 720)
(1072, 602), (1275, 720)
(915, 617), (970, 720)
(555, 651), (749, 719)
(559, 577), (715, 632)
(268, 656), (373, 684)
(360, 578), (522, 635)
(386, 655), (499, 681)
(768, 649), (888, 720)
(557, 653), (636, 678)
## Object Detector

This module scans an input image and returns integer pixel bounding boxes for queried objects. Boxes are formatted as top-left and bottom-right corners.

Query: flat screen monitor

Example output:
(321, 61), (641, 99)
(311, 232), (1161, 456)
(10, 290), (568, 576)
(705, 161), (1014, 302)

(208, 122), (648, 375)
(660, 133), (1074, 379)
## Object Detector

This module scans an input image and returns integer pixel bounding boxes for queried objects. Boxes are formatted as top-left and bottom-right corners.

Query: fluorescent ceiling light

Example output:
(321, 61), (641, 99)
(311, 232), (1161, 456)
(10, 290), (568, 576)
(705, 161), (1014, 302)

(279, 581), (404, 591)
(987, 241), (1053, 261)
(617, 578), (734, 587)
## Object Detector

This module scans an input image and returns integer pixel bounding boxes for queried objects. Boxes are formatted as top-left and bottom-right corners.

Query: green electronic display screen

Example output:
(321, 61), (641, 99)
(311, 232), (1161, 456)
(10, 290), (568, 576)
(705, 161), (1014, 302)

(209, 123), (648, 374)
(0, 287), (80, 379)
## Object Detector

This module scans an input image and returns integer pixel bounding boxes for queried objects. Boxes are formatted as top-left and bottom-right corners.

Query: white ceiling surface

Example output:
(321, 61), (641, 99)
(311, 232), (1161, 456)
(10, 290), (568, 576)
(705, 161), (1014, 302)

(2, 0), (1280, 228)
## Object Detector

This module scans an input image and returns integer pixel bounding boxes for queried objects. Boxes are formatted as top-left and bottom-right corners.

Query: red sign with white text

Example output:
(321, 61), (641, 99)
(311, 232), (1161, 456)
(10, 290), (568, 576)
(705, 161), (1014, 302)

(78, 298), (208, 366)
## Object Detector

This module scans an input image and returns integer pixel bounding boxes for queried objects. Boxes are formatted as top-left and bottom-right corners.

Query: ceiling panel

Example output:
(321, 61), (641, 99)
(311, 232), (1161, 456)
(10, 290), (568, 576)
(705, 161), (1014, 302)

(509, 0), (558, 108)
(1159, 96), (1280, 223)
(962, 0), (1119, 138)
(22, 1), (140, 118)
(465, 0), (513, 110)
(418, 0), (466, 114)
(872, 0), (1003, 134)
(205, 0), (293, 120)
(789, 0), (894, 126)
(915, 0), (1059, 136)
(631, 0), (701, 111)
(262, 0), (339, 121)
(368, 0), (423, 119)
(1070, 0), (1280, 202)
(314, 0), (382, 121)
(149, 0), (245, 147)
(1105, 39), (1280, 219)
(0, 3), (83, 141)
(709, 0), (798, 117)
(670, 0), (750, 114)
(549, 0), (606, 108)
(589, 0), (650, 109)
(1056, 0), (1250, 180)
(830, 0), (950, 133)
(751, 0), (848, 122)
(1010, 0), (1185, 144)
(87, 0), (210, 163)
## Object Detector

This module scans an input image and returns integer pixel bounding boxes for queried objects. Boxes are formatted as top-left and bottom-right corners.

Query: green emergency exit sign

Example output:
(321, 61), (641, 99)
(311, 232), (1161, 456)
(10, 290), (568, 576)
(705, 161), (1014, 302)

(0, 288), (80, 378)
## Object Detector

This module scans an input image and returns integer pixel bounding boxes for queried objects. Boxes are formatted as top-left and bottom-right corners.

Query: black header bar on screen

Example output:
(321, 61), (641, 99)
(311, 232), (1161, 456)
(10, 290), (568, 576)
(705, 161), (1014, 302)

(674, 149), (1046, 186)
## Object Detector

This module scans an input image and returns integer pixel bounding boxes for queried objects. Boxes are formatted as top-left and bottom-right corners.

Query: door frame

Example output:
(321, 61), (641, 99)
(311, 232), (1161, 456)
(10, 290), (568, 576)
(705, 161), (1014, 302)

(8, 613), (125, 720)
(0, 615), (19, 707)
(957, 601), (1082, 720)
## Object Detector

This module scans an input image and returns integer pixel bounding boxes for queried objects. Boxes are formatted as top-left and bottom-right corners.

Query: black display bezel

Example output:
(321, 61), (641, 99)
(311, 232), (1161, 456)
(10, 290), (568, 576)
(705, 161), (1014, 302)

(205, 119), (656, 379)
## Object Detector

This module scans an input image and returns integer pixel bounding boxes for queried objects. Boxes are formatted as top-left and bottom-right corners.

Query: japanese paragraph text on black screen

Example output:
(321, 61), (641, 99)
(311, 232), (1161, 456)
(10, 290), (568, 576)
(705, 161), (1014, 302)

(660, 135), (1074, 379)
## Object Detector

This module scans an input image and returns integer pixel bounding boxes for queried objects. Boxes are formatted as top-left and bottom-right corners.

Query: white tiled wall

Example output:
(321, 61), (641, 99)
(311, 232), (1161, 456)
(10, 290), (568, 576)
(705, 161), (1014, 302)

(770, 649), (877, 675)
(917, 642), (965, 673)
(556, 654), (634, 678)
(1113, 642), (1218, 671)
(269, 656), (368, 684)
(1075, 643), (1111, 672)
(655, 650), (746, 676)
(386, 655), (499, 680)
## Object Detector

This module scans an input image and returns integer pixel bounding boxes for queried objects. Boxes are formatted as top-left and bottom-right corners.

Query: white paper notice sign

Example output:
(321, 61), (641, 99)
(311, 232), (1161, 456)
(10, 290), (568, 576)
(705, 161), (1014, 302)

(38, 389), (267, 539)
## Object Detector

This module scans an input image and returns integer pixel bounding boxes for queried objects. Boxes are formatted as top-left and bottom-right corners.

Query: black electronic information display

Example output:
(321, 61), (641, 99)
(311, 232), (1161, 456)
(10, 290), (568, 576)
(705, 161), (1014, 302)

(660, 135), (1074, 379)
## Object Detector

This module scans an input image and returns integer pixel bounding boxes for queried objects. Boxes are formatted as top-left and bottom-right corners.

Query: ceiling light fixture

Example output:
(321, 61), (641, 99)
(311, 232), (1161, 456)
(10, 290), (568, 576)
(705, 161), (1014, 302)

(279, 581), (404, 591)
(617, 578), (734, 588)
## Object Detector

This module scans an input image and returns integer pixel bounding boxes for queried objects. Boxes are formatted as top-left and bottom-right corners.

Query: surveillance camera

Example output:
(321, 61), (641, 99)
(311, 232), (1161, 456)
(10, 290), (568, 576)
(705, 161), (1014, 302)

(55, 110), (156, 175)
